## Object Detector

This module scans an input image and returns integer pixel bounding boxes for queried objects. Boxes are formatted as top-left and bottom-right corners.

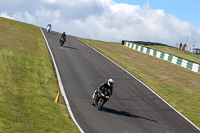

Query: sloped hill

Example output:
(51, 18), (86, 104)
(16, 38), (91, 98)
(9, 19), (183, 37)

(1, 16), (199, 131)
(0, 17), (79, 133)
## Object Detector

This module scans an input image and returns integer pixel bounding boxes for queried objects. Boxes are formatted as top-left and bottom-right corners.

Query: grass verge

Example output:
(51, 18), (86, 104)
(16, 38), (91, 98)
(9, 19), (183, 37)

(0, 17), (80, 133)
(77, 37), (200, 128)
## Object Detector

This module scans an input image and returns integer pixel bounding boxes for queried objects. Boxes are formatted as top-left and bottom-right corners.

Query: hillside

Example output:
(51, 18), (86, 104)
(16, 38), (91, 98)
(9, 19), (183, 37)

(1, 16), (199, 132)
(0, 17), (79, 133)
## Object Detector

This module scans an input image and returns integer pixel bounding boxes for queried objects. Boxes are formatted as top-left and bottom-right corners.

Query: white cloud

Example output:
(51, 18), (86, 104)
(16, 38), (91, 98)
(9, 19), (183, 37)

(110, 3), (140, 14)
(25, 12), (36, 23)
(40, 0), (58, 4)
(1, 0), (200, 47)
(0, 12), (13, 19)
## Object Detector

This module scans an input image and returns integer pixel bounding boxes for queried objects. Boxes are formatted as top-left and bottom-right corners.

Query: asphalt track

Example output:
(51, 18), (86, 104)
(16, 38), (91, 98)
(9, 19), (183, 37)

(41, 28), (199, 133)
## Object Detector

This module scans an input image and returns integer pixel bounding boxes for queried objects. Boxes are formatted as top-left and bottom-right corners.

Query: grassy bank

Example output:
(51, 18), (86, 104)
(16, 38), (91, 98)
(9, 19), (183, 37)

(0, 17), (79, 133)
(78, 37), (200, 128)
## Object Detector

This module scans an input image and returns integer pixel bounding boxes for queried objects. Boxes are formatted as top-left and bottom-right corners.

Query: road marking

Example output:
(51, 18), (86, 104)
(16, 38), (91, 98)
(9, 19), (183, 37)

(40, 28), (84, 133)
(76, 37), (200, 131)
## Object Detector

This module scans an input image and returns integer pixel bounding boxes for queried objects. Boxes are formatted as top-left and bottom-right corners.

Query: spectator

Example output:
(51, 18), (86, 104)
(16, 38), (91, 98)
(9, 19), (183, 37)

(183, 43), (187, 52)
(179, 42), (182, 50)
(176, 43), (179, 48)
(181, 43), (187, 52)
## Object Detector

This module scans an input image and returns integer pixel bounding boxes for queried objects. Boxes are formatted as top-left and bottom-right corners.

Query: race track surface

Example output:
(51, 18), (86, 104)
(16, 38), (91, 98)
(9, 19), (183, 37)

(41, 28), (199, 133)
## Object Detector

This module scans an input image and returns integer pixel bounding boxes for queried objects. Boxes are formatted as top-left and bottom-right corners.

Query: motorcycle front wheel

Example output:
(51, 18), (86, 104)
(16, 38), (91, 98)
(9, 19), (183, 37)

(92, 92), (96, 106)
(97, 98), (104, 110)
(60, 40), (64, 46)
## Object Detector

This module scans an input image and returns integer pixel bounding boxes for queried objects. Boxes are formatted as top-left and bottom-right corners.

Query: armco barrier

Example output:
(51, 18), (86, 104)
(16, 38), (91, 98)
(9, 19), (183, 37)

(123, 41), (200, 74)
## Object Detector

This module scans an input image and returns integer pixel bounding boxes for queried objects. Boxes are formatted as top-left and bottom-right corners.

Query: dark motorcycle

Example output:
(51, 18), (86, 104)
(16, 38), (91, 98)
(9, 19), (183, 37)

(59, 37), (65, 46)
(92, 88), (111, 110)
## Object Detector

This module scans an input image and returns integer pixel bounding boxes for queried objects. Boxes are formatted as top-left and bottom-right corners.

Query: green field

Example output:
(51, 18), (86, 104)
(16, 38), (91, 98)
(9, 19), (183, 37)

(77, 37), (200, 128)
(0, 17), (80, 133)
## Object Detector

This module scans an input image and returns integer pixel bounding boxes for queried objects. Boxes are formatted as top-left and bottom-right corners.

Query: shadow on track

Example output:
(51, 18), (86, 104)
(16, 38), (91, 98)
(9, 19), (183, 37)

(61, 45), (77, 50)
(49, 32), (59, 36)
(102, 107), (158, 122)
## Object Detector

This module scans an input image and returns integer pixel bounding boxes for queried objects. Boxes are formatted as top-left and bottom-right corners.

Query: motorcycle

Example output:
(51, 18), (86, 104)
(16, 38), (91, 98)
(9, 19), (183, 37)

(47, 25), (51, 33)
(59, 37), (65, 46)
(92, 88), (111, 110)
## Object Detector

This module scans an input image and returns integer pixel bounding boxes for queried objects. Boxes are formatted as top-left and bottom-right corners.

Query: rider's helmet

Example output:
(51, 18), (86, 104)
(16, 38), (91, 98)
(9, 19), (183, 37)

(108, 79), (114, 87)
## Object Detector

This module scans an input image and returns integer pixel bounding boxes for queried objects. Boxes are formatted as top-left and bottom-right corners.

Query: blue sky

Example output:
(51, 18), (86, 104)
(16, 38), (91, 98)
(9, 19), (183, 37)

(114, 0), (200, 27)
(0, 0), (200, 48)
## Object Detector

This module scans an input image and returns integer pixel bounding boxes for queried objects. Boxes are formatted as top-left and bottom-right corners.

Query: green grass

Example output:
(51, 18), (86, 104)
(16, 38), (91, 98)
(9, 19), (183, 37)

(0, 17), (80, 133)
(77, 37), (200, 128)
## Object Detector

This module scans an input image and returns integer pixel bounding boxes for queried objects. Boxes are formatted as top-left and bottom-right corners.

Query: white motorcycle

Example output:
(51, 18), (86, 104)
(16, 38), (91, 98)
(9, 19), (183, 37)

(47, 24), (51, 33)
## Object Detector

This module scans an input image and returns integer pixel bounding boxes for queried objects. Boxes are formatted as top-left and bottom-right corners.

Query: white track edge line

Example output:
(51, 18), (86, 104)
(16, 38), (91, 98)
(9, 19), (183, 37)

(40, 28), (84, 133)
(76, 37), (200, 131)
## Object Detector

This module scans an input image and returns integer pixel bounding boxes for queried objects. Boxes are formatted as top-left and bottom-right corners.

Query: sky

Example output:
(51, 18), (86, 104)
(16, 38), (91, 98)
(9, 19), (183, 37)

(0, 0), (200, 48)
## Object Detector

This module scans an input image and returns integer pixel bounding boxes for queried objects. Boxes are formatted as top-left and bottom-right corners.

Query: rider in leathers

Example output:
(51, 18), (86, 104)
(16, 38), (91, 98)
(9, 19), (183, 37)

(47, 24), (52, 28)
(95, 79), (114, 97)
(60, 32), (66, 42)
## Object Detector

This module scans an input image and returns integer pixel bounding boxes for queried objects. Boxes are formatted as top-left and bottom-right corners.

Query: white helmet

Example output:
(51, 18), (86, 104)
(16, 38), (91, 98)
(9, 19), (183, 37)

(108, 79), (114, 86)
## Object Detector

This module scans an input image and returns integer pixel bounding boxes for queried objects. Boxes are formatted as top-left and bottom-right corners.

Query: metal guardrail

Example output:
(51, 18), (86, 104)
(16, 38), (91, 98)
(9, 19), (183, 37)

(122, 41), (200, 74)
(122, 40), (200, 58)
